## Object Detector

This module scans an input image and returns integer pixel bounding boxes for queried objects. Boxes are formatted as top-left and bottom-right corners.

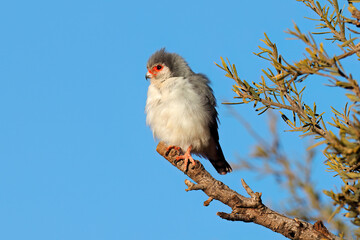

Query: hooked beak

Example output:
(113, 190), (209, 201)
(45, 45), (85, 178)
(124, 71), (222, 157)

(145, 71), (152, 81)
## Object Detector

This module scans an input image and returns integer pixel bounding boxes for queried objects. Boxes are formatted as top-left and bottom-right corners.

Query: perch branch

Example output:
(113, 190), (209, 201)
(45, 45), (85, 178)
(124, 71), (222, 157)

(156, 141), (339, 240)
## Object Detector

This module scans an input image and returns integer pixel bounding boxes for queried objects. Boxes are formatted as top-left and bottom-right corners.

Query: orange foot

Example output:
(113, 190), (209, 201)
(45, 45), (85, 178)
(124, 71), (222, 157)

(165, 145), (181, 156)
(176, 145), (196, 172)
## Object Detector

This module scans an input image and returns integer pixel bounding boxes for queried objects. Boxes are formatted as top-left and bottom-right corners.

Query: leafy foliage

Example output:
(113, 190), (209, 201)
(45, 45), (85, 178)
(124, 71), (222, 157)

(217, 0), (360, 237)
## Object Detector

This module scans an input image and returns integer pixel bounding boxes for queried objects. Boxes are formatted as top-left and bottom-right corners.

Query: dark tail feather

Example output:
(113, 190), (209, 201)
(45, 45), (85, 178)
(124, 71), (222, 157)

(209, 142), (232, 175)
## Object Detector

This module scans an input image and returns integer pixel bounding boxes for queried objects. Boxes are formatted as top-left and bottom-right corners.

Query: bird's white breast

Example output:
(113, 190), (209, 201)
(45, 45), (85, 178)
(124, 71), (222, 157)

(145, 77), (211, 151)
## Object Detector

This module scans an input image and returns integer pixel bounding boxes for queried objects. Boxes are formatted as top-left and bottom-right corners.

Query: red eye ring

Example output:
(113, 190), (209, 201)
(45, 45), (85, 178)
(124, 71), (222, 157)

(153, 64), (163, 72)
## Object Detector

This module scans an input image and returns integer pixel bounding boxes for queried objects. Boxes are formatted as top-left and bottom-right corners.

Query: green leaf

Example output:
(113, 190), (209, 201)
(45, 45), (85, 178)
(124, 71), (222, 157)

(214, 62), (226, 71)
(341, 38), (357, 47)
(345, 93), (360, 102)
(257, 107), (269, 115)
(232, 64), (238, 79)
(225, 73), (233, 78)
(307, 140), (327, 150)
(312, 31), (331, 34)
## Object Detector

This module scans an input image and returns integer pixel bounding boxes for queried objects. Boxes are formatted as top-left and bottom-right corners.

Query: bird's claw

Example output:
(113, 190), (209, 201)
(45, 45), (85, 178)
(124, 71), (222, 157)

(176, 150), (196, 172)
(165, 145), (181, 156)
(165, 145), (196, 172)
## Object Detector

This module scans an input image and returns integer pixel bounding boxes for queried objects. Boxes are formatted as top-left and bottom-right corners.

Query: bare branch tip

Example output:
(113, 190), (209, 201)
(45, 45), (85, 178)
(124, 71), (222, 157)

(204, 197), (214, 206)
(184, 179), (205, 192)
(241, 178), (255, 196)
(217, 212), (232, 220)
(217, 211), (253, 222)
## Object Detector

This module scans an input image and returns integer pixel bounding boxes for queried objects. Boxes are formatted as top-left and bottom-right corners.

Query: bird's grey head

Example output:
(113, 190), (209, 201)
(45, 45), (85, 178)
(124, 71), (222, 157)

(146, 48), (193, 82)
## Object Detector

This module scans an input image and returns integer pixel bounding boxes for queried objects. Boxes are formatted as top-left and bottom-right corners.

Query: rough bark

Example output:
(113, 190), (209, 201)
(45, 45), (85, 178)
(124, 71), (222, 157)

(156, 141), (339, 240)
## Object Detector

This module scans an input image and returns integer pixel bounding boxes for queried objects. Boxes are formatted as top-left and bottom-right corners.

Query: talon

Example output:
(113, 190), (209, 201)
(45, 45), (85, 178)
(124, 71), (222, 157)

(175, 146), (196, 171)
(165, 145), (181, 156)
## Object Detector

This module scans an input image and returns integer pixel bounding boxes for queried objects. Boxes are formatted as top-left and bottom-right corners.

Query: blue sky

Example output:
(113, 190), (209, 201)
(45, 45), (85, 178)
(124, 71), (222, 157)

(0, 0), (355, 239)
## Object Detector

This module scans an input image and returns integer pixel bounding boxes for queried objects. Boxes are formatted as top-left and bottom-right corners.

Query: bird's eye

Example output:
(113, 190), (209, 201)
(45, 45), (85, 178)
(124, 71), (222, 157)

(153, 65), (163, 71)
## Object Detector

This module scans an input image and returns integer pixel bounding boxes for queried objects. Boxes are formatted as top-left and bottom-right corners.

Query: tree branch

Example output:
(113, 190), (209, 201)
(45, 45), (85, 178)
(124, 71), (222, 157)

(156, 141), (340, 240)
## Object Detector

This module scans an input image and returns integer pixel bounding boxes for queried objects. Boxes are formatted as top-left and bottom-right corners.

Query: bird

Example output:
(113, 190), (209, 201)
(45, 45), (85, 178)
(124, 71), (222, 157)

(145, 48), (232, 175)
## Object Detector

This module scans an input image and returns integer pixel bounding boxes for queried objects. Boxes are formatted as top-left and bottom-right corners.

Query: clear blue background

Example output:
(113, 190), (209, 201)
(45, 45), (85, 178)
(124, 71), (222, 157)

(0, 1), (354, 239)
